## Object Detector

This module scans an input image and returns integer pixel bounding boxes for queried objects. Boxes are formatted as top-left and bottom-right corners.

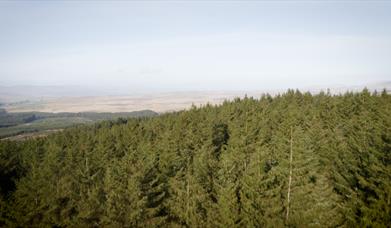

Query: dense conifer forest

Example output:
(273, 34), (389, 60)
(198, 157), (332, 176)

(0, 89), (390, 227)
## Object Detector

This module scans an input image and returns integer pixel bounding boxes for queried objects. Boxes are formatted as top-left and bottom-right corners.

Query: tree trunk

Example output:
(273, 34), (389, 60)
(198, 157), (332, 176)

(286, 126), (293, 223)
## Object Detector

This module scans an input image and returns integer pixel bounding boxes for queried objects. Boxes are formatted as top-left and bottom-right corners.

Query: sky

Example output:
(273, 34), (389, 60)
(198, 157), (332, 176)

(0, 1), (390, 92)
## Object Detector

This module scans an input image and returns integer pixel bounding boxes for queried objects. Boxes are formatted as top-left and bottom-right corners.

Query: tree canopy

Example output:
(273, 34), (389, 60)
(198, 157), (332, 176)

(1, 89), (390, 227)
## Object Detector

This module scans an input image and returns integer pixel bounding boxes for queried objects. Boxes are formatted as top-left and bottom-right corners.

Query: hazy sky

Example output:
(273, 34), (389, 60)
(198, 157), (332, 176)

(0, 1), (390, 92)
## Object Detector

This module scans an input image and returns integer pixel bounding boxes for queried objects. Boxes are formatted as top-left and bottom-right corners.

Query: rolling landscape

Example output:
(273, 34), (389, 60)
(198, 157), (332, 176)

(1, 82), (390, 113)
(0, 109), (157, 140)
(1, 83), (388, 140)
(1, 1), (390, 227)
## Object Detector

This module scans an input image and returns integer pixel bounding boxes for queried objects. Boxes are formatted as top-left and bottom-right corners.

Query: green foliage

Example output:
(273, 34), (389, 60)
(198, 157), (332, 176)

(0, 90), (390, 227)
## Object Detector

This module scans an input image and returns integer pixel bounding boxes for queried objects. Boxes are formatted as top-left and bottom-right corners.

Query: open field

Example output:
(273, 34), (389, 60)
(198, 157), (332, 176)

(2, 83), (390, 113)
(1, 92), (249, 113)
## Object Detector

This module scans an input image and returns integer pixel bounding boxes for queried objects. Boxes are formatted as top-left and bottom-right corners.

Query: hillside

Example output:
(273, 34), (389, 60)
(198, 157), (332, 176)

(0, 89), (390, 227)
(0, 110), (158, 139)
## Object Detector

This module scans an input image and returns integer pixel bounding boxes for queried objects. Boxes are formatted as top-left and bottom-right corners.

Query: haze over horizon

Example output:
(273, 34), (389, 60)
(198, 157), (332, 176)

(1, 1), (390, 92)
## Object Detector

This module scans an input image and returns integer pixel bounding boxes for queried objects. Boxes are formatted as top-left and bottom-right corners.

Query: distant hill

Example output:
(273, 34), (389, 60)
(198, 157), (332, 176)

(0, 109), (157, 139)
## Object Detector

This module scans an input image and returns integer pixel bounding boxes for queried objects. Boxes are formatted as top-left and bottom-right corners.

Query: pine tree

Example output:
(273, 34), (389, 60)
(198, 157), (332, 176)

(102, 152), (145, 227)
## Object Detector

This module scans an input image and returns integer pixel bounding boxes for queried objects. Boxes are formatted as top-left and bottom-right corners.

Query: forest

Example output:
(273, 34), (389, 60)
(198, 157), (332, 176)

(0, 89), (390, 227)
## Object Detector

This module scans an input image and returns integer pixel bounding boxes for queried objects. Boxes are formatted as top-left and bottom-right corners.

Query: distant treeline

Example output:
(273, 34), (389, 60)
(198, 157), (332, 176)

(0, 110), (158, 139)
(0, 89), (390, 227)
(0, 109), (158, 128)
